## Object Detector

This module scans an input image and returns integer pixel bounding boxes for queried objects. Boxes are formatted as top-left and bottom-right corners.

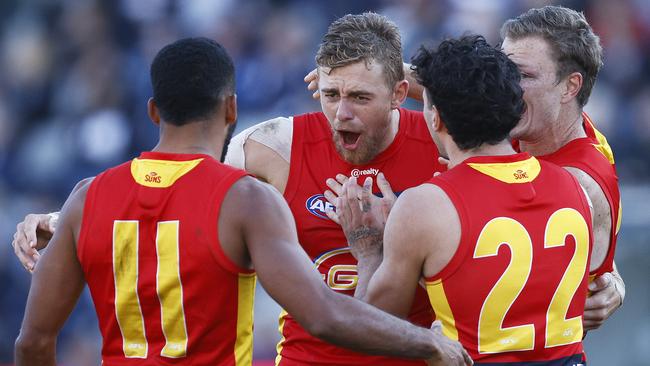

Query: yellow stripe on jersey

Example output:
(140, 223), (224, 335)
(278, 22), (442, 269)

(155, 221), (188, 358)
(130, 158), (204, 188)
(467, 157), (541, 184)
(424, 279), (459, 341)
(616, 199), (622, 235)
(113, 221), (148, 358)
(235, 273), (256, 366)
(275, 309), (289, 366)
(589, 123), (615, 165)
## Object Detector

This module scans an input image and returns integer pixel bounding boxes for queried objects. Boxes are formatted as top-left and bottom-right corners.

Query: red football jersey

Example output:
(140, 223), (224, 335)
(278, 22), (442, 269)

(277, 109), (445, 365)
(539, 112), (621, 275)
(77, 152), (255, 366)
(424, 153), (593, 364)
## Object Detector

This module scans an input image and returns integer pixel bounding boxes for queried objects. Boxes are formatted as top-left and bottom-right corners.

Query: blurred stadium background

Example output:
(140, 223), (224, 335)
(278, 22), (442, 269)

(0, 0), (648, 365)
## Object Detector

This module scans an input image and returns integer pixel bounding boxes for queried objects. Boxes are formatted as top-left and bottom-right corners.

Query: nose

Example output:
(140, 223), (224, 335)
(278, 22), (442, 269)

(336, 99), (354, 122)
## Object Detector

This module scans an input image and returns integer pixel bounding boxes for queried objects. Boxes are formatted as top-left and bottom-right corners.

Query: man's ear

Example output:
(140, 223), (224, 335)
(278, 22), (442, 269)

(391, 80), (409, 109)
(147, 97), (161, 126)
(225, 94), (237, 125)
(561, 71), (583, 104)
(431, 105), (446, 132)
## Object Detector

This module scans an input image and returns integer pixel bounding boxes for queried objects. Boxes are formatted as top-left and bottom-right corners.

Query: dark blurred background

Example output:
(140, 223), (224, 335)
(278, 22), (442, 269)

(0, 0), (648, 364)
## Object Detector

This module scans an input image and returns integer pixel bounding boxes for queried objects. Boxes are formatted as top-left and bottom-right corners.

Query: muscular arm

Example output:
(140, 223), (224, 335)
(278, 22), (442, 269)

(564, 166), (624, 330)
(15, 179), (91, 365)
(361, 185), (459, 318)
(224, 117), (292, 193)
(219, 177), (441, 359)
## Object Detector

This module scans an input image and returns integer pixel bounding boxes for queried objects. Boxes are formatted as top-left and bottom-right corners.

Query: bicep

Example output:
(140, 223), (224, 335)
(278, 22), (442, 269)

(240, 182), (330, 321)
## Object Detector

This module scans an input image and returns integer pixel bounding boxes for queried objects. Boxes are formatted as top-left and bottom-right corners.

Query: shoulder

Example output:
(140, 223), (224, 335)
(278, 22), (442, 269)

(389, 183), (457, 240)
(224, 176), (287, 217)
(225, 116), (294, 169)
(563, 167), (607, 206)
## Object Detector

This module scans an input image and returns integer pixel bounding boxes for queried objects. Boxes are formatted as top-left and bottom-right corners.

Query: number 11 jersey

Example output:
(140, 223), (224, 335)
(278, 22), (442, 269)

(77, 151), (254, 366)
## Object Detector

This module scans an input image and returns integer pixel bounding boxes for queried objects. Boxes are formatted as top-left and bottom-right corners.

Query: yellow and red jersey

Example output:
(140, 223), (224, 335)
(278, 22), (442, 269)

(78, 151), (255, 366)
(424, 153), (593, 364)
(539, 112), (621, 276)
(278, 109), (445, 365)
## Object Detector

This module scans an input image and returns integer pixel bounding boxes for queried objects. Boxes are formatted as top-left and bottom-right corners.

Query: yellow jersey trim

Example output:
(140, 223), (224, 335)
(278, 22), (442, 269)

(467, 157), (541, 184)
(130, 158), (204, 188)
(235, 273), (256, 366)
(590, 125), (615, 165)
(275, 309), (289, 366)
(424, 279), (459, 341)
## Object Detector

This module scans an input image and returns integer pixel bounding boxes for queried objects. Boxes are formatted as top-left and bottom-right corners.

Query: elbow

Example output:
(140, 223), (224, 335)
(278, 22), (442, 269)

(303, 308), (341, 340)
(299, 293), (344, 340)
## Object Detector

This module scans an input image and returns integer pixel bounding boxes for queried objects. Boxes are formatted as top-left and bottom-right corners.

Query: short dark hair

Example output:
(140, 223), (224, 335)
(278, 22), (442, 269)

(316, 12), (404, 88)
(150, 37), (235, 126)
(501, 6), (602, 107)
(411, 34), (524, 150)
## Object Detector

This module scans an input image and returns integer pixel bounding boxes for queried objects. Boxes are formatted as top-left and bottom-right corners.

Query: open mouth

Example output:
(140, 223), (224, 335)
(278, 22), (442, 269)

(338, 131), (362, 150)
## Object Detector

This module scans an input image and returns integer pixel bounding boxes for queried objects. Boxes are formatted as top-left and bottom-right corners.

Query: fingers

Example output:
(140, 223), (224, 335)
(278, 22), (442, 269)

(13, 215), (44, 272)
(588, 272), (612, 292)
(583, 280), (619, 330)
(325, 174), (349, 197)
(344, 177), (362, 219)
(361, 177), (373, 214)
(304, 68), (320, 99)
(325, 205), (340, 225)
(430, 320), (443, 333)
(337, 177), (355, 226)
(324, 189), (338, 206)
(438, 157), (450, 167)
(462, 349), (474, 366)
(377, 173), (396, 200)
(304, 68), (317, 84)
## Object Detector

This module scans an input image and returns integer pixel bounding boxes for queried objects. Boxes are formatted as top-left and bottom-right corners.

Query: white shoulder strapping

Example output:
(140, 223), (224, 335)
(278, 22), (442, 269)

(224, 116), (293, 169)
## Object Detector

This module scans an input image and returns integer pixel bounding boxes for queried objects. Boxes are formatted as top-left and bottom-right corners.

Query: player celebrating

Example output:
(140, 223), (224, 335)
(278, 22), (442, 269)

(337, 34), (594, 364)
(14, 37), (470, 366)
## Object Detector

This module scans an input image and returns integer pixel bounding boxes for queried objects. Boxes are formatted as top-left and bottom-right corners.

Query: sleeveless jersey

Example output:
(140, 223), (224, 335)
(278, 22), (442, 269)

(77, 151), (255, 366)
(424, 153), (593, 364)
(276, 108), (445, 366)
(539, 112), (620, 275)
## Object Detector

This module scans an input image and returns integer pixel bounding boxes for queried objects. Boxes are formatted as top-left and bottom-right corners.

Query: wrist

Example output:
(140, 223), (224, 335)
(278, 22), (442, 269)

(612, 272), (625, 306)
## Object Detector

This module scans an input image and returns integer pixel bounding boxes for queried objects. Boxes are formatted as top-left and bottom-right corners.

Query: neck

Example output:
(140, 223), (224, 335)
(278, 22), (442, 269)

(446, 140), (517, 169)
(519, 109), (586, 156)
(380, 108), (401, 152)
(152, 121), (224, 159)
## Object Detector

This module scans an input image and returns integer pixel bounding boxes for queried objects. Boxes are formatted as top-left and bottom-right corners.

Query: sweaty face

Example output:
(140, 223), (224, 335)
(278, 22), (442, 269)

(319, 61), (396, 165)
(502, 36), (565, 142)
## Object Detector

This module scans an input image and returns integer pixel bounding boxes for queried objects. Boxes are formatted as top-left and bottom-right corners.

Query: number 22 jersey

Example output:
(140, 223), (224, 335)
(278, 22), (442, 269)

(424, 153), (593, 365)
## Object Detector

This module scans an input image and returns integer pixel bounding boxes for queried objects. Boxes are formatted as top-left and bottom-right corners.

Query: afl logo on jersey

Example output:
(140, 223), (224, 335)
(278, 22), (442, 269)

(306, 194), (335, 219)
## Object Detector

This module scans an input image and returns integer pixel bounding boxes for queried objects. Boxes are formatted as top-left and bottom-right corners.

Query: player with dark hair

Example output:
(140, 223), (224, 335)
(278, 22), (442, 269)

(14, 37), (468, 366)
(12, 13), (450, 366)
(336, 34), (594, 364)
